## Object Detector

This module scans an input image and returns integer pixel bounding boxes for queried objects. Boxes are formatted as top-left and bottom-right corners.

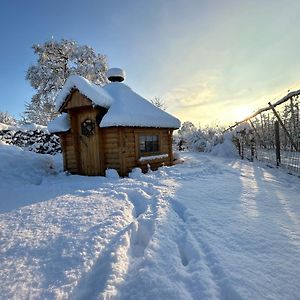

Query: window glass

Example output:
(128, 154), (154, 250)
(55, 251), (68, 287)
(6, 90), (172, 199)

(139, 135), (159, 154)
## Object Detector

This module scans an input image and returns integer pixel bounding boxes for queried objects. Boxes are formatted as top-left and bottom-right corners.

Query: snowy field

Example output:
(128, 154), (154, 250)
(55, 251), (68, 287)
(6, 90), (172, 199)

(1, 143), (300, 299)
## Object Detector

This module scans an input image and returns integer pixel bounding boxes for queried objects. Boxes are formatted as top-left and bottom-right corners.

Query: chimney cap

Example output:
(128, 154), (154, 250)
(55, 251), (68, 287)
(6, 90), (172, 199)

(107, 68), (126, 82)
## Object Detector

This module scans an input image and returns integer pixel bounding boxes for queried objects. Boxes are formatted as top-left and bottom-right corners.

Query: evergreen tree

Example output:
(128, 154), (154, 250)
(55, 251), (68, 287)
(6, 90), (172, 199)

(23, 39), (108, 125)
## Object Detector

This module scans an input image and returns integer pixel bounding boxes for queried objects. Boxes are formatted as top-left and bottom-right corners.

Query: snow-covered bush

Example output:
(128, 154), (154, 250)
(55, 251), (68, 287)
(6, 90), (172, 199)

(186, 130), (208, 151)
(177, 121), (223, 152)
(176, 121), (240, 157)
(210, 132), (239, 158)
(0, 125), (61, 155)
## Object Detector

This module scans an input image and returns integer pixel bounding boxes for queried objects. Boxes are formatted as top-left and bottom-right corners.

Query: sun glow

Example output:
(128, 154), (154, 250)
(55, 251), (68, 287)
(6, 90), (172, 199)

(232, 106), (254, 122)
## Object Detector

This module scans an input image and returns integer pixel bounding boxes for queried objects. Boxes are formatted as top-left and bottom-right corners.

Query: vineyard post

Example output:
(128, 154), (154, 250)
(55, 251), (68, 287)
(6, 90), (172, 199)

(268, 102), (298, 152)
(290, 98), (296, 134)
(274, 121), (281, 166)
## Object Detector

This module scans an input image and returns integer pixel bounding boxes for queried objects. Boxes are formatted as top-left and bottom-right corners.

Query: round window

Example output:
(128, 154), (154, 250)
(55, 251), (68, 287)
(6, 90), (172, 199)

(81, 119), (95, 137)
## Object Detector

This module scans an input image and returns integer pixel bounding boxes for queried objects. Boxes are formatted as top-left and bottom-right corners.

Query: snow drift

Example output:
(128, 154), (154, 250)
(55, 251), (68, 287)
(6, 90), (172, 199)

(1, 147), (300, 299)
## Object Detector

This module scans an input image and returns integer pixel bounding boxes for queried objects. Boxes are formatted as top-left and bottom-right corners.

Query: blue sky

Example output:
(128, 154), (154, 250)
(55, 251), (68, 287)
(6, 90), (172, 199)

(1, 0), (300, 126)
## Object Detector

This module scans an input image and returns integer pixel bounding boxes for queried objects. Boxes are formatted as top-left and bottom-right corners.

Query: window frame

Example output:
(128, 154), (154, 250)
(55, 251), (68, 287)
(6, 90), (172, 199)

(139, 134), (160, 156)
(135, 130), (162, 158)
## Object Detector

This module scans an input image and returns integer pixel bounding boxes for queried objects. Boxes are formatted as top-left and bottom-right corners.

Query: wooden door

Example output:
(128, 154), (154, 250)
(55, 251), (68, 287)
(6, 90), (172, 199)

(77, 110), (103, 175)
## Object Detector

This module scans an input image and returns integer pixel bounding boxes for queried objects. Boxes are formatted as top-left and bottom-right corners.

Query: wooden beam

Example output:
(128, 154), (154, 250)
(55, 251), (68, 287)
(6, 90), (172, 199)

(224, 88), (300, 133)
(268, 102), (298, 152)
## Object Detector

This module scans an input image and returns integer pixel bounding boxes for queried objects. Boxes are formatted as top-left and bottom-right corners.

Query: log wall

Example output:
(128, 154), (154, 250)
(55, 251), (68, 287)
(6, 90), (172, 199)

(102, 127), (121, 174)
(101, 127), (173, 176)
(60, 132), (77, 173)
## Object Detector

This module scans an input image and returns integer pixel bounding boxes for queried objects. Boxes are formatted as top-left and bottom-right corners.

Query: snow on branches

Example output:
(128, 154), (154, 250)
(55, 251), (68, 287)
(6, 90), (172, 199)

(177, 121), (223, 152)
(0, 126), (61, 155)
(23, 39), (108, 125)
(0, 111), (16, 126)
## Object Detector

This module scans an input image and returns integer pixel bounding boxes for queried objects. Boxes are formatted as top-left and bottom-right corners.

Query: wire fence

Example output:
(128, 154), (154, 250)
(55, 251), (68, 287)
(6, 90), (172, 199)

(225, 89), (300, 176)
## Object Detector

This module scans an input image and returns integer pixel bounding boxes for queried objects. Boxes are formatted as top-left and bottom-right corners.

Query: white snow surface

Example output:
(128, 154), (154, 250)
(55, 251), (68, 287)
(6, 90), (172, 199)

(1, 143), (300, 300)
(54, 75), (180, 129)
(48, 113), (71, 133)
(0, 122), (12, 130)
(0, 122), (48, 133)
(55, 75), (113, 111)
(139, 154), (169, 162)
(105, 169), (120, 179)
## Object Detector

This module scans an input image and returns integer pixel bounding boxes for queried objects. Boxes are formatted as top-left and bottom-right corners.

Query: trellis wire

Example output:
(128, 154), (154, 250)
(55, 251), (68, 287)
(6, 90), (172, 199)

(225, 89), (300, 176)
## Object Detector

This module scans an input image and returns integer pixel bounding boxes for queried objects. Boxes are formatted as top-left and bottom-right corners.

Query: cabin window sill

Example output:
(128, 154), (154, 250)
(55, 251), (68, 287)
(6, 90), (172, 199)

(139, 153), (168, 163)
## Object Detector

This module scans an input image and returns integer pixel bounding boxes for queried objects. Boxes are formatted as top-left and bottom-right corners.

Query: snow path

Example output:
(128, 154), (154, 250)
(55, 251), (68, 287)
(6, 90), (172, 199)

(1, 151), (300, 299)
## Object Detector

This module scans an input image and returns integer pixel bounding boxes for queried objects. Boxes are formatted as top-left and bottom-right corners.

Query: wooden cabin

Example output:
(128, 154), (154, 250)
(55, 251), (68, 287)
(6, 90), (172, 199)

(48, 68), (180, 176)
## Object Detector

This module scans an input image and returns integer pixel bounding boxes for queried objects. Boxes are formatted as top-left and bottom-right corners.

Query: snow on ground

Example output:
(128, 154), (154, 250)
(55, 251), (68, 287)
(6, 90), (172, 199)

(0, 122), (48, 132)
(0, 144), (300, 299)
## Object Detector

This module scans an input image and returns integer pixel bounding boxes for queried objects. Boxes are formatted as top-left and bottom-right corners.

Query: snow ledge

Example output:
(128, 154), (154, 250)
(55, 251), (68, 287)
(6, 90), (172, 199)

(48, 113), (71, 133)
(139, 154), (169, 162)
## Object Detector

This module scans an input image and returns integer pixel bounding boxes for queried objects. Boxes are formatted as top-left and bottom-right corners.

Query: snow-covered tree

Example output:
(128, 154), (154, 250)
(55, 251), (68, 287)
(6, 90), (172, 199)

(23, 39), (108, 125)
(177, 121), (224, 152)
(178, 121), (196, 139)
(177, 122), (203, 151)
(0, 111), (16, 125)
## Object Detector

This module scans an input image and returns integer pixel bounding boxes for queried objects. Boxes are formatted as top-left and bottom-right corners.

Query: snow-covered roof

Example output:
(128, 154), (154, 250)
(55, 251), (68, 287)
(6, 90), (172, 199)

(55, 75), (113, 111)
(48, 113), (70, 133)
(54, 75), (180, 129)
(100, 82), (180, 128)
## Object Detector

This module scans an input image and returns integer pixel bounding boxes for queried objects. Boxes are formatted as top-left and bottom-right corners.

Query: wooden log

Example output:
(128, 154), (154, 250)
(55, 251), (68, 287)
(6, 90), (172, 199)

(126, 156), (137, 161)
(105, 154), (120, 161)
(105, 157), (120, 163)
(103, 134), (119, 140)
(104, 142), (119, 148)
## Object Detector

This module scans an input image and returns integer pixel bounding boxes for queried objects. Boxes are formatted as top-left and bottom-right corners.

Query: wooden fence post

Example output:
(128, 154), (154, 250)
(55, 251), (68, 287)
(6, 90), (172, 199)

(241, 139), (244, 159)
(274, 121), (281, 166)
(237, 139), (241, 157)
(250, 139), (255, 161)
(268, 102), (298, 152)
